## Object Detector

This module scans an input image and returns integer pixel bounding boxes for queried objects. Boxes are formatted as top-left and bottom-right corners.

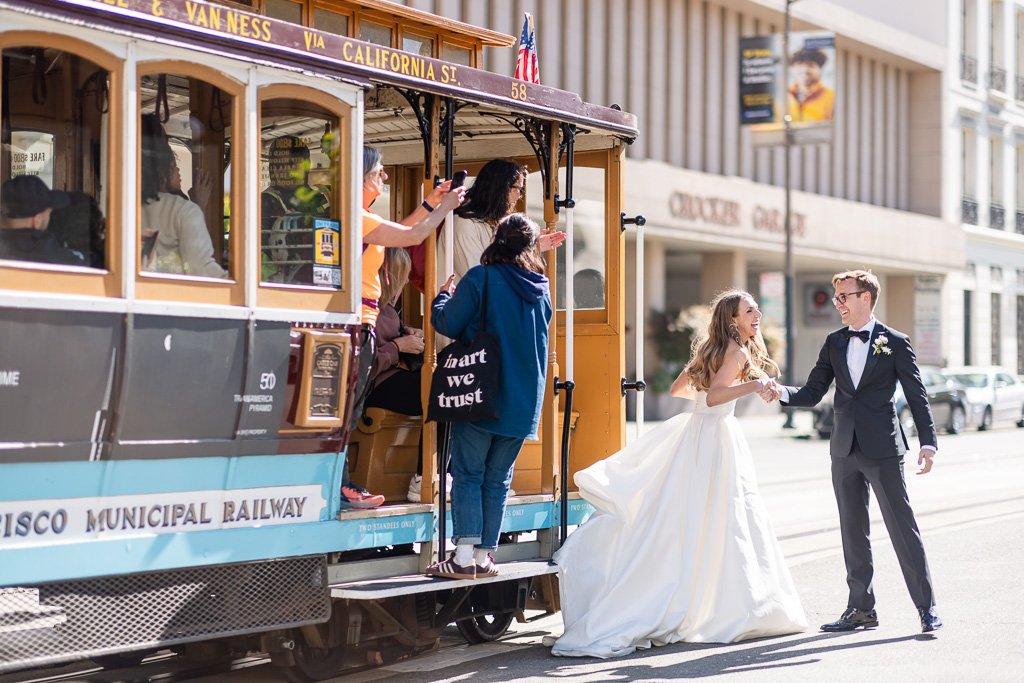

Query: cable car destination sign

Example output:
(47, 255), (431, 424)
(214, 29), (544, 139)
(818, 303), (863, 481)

(57, 0), (636, 135)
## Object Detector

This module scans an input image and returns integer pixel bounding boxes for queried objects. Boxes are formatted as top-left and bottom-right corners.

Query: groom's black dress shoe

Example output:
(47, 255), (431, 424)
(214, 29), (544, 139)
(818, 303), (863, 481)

(919, 607), (943, 633)
(821, 608), (879, 632)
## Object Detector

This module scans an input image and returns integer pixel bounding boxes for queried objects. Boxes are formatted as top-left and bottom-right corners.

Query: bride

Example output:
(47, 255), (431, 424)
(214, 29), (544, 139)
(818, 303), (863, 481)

(551, 290), (807, 658)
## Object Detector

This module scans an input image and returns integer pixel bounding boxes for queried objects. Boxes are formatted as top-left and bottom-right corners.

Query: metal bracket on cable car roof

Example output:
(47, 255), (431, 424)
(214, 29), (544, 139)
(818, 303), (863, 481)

(380, 86), (434, 179)
(488, 113), (555, 199)
(557, 122), (575, 170)
(554, 123), (576, 215)
(439, 98), (470, 170)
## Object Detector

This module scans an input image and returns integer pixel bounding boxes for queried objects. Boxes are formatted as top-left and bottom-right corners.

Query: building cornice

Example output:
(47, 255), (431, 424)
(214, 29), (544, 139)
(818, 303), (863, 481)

(741, 0), (945, 71)
(963, 224), (1024, 248)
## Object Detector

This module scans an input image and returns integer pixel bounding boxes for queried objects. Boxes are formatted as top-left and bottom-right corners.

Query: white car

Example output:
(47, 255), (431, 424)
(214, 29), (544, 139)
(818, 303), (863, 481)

(944, 365), (1024, 430)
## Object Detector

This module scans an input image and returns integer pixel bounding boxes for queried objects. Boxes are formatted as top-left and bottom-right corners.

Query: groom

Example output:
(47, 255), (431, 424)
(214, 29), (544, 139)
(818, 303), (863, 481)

(776, 270), (942, 634)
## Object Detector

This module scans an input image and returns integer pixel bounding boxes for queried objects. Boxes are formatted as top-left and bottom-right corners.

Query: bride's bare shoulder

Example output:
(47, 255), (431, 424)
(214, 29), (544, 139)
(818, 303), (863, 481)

(725, 341), (750, 363)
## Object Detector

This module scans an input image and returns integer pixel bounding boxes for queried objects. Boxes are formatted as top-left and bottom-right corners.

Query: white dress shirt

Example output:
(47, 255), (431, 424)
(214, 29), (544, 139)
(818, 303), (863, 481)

(846, 318), (876, 388)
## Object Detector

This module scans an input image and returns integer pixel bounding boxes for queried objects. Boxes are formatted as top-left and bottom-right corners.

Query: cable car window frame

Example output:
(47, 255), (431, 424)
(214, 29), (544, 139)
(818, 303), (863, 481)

(0, 31), (123, 298)
(553, 149), (621, 331)
(398, 25), (436, 60)
(440, 38), (476, 67)
(311, 2), (353, 37)
(256, 83), (353, 314)
(134, 60), (246, 306)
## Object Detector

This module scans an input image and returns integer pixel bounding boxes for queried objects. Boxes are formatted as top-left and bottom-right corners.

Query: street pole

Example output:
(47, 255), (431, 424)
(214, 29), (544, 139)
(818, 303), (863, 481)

(782, 0), (797, 428)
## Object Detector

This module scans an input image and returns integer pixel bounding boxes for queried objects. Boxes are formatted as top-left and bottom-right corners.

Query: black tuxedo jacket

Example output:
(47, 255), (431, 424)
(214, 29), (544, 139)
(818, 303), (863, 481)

(783, 322), (937, 458)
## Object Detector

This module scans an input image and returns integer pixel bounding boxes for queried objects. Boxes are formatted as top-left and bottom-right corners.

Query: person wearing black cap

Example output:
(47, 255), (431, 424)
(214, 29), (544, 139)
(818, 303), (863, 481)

(0, 175), (85, 266)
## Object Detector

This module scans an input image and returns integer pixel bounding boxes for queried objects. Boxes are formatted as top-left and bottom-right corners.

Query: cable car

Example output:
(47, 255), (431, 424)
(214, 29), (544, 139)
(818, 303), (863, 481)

(0, 0), (641, 679)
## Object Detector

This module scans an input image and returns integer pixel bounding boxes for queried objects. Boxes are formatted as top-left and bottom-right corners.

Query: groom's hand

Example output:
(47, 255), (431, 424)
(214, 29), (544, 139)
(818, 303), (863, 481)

(916, 449), (934, 475)
(758, 379), (780, 403)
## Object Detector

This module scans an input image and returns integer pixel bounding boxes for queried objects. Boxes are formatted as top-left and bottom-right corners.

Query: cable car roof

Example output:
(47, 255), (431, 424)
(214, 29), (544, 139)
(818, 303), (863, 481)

(343, 0), (517, 48)
(4, 0), (638, 141)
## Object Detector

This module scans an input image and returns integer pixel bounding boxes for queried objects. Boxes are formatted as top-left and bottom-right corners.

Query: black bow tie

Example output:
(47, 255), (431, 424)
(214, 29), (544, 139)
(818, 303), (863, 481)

(843, 328), (871, 343)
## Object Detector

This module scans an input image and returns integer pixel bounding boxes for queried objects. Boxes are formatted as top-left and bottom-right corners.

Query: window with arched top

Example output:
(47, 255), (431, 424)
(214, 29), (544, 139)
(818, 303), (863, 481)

(136, 61), (245, 306)
(258, 85), (353, 313)
(0, 33), (122, 296)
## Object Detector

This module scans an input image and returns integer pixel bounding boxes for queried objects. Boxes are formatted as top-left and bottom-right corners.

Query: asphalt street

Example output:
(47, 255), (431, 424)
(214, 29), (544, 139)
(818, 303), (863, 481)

(301, 409), (1024, 683)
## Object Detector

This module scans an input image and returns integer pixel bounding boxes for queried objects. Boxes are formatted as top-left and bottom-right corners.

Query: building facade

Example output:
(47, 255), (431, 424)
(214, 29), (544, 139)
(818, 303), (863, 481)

(390, 0), (962, 415)
(948, 0), (1024, 376)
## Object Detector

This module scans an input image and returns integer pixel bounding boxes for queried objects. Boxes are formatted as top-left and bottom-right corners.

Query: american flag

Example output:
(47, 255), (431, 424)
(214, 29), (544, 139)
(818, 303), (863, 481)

(514, 12), (540, 84)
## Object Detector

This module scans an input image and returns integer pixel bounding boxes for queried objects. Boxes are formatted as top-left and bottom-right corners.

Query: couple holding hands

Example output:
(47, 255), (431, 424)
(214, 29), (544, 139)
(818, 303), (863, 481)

(551, 269), (942, 659)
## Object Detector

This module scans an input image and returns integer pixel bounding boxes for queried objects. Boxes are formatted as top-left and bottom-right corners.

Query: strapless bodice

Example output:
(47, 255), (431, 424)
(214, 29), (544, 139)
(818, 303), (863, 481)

(693, 391), (737, 416)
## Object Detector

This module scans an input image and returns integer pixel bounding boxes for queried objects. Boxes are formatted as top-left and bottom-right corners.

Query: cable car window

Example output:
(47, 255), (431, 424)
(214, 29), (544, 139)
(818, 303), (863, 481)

(442, 43), (472, 66)
(360, 21), (393, 47)
(1, 46), (109, 269)
(314, 8), (350, 36)
(139, 72), (233, 279)
(264, 0), (303, 24)
(525, 166), (607, 310)
(260, 99), (339, 288)
(403, 33), (434, 58)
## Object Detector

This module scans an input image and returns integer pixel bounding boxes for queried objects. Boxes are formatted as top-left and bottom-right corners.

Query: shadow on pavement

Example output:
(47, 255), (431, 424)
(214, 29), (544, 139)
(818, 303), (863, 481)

(435, 632), (930, 682)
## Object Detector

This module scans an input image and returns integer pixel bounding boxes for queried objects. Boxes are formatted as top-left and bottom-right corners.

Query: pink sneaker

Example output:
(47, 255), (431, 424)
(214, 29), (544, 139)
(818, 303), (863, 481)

(339, 484), (384, 509)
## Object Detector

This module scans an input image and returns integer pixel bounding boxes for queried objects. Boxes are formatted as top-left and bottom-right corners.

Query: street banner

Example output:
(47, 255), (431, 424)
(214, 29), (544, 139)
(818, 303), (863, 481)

(740, 31), (836, 145)
(914, 276), (943, 366)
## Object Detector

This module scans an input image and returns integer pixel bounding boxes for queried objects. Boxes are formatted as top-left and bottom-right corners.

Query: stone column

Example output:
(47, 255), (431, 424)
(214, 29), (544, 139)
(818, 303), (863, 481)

(644, 239), (667, 383)
(701, 251), (748, 304)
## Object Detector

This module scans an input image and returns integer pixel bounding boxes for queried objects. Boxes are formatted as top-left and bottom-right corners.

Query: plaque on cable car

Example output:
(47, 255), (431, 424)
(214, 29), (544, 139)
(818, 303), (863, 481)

(294, 330), (350, 428)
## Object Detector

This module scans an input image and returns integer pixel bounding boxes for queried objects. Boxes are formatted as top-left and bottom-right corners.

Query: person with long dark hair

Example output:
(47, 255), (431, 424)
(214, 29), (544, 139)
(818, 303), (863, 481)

(425, 213), (552, 579)
(551, 289), (807, 657)
(435, 159), (564, 287)
(140, 116), (225, 278)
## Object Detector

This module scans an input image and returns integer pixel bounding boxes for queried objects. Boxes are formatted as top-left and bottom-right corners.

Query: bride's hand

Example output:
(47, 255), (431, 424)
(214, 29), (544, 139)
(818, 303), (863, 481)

(757, 379), (779, 403)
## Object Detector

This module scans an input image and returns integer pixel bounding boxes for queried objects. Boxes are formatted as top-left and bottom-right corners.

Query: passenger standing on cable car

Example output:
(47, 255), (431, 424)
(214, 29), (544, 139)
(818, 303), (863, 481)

(426, 213), (552, 579)
(340, 145), (465, 509)
(431, 159), (564, 289)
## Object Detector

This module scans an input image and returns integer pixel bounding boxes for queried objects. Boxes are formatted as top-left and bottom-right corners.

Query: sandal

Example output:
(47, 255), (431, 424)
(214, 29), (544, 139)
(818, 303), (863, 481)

(425, 554), (476, 579)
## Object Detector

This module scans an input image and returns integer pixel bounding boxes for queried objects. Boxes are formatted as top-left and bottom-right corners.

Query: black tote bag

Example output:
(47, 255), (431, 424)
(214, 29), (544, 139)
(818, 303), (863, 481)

(427, 269), (502, 423)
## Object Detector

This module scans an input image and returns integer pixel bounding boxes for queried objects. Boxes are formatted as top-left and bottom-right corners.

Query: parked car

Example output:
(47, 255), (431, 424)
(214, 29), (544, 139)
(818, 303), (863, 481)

(809, 366), (969, 439)
(944, 365), (1024, 430)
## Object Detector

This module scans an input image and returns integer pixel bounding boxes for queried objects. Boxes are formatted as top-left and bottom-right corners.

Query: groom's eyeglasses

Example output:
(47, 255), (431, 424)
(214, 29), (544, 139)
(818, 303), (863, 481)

(832, 291), (867, 306)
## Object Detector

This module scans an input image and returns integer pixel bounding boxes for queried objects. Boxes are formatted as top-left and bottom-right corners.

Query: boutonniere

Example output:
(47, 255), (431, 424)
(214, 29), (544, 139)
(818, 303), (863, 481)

(872, 334), (892, 356)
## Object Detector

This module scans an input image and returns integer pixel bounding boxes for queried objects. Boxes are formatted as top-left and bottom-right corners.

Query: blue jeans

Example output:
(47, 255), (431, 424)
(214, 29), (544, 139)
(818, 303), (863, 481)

(449, 422), (524, 550)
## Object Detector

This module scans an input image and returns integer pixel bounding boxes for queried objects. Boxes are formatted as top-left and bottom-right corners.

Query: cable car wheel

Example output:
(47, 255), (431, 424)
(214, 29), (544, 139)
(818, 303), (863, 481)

(452, 581), (525, 644)
(455, 610), (516, 644)
(278, 624), (349, 683)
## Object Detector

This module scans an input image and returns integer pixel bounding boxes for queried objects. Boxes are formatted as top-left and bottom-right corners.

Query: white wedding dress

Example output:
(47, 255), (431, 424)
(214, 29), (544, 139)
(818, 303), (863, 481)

(551, 392), (807, 658)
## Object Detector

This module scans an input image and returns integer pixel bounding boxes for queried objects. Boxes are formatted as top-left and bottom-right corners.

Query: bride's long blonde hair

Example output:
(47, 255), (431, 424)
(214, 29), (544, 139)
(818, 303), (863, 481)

(686, 289), (779, 392)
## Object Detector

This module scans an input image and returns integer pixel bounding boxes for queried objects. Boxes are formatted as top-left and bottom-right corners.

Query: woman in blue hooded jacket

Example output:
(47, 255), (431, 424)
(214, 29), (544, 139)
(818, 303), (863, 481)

(427, 213), (552, 579)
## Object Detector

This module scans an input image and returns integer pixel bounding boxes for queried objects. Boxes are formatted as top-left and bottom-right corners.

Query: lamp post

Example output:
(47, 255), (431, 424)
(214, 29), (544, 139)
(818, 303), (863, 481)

(782, 0), (798, 428)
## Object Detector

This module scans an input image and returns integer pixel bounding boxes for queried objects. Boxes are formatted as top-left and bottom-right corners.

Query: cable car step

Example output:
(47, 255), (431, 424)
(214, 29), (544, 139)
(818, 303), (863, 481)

(329, 559), (558, 600)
